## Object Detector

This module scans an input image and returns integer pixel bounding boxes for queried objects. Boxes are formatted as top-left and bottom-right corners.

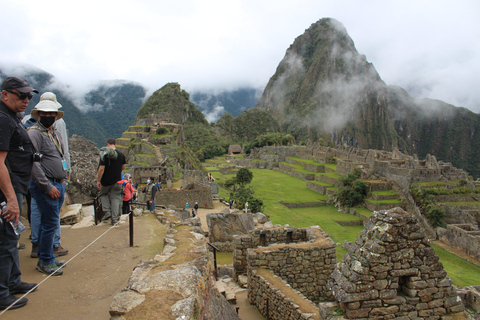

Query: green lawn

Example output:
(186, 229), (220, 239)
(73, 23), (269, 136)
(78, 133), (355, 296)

(432, 244), (480, 286)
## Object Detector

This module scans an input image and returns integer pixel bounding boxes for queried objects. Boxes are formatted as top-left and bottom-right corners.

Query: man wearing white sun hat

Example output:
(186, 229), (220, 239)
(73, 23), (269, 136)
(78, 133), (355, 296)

(23, 92), (70, 259)
(27, 100), (67, 276)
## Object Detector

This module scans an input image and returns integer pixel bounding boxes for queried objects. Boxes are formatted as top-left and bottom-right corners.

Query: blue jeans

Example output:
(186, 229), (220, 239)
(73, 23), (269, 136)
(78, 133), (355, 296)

(29, 187), (61, 246)
(30, 181), (65, 265)
(0, 193), (23, 299)
(147, 200), (155, 212)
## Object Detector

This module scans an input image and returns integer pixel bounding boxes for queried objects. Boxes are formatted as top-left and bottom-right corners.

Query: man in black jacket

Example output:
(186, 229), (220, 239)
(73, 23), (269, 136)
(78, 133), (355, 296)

(0, 77), (38, 310)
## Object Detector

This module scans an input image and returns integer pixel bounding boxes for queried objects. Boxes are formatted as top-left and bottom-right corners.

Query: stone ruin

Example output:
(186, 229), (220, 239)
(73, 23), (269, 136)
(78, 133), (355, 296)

(329, 207), (464, 319)
(207, 210), (255, 251)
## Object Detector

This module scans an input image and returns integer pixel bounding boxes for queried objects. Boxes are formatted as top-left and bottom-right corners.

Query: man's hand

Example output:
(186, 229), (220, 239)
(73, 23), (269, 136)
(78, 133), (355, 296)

(47, 186), (61, 200)
(2, 202), (20, 224)
(97, 181), (101, 189)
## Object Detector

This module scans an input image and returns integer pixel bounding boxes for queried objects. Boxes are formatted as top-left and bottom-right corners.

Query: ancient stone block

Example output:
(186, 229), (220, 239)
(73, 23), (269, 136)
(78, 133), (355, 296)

(361, 299), (382, 308)
(383, 295), (406, 305)
(373, 279), (388, 290)
(345, 307), (371, 318)
(369, 305), (399, 316)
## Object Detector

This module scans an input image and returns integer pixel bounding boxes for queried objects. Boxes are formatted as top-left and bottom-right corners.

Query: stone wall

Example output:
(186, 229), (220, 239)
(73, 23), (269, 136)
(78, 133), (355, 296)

(457, 286), (480, 313)
(234, 226), (336, 303)
(234, 227), (309, 278)
(248, 269), (319, 320)
(437, 224), (480, 261)
(152, 182), (214, 209)
(132, 165), (173, 185)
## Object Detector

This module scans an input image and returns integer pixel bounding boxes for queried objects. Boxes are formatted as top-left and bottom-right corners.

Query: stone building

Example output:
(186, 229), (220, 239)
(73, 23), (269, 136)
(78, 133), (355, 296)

(328, 207), (464, 319)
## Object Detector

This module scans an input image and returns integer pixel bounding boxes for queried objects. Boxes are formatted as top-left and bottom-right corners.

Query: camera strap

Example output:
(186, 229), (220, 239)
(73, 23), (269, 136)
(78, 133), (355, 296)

(28, 125), (64, 158)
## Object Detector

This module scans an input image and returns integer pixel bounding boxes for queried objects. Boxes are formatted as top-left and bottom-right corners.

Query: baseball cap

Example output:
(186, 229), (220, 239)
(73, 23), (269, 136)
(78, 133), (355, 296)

(1, 77), (39, 93)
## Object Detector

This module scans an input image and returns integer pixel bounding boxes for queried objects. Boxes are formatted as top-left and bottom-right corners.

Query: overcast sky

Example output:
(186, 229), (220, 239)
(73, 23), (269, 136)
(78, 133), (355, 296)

(1, 0), (479, 112)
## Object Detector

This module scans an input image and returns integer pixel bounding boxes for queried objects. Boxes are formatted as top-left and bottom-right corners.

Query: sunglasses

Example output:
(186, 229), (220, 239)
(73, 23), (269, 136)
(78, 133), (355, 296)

(6, 90), (33, 100)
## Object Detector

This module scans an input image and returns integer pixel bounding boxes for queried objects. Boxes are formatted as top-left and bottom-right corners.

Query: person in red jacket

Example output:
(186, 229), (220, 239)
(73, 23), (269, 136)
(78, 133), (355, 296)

(121, 174), (135, 215)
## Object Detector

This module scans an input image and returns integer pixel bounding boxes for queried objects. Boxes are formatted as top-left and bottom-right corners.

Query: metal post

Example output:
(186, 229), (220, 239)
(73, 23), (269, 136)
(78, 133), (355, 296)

(207, 242), (219, 280)
(129, 211), (134, 247)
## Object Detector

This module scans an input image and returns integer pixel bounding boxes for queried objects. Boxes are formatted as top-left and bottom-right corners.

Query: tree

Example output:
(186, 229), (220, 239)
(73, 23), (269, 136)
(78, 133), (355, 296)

(336, 169), (368, 208)
(236, 168), (253, 186)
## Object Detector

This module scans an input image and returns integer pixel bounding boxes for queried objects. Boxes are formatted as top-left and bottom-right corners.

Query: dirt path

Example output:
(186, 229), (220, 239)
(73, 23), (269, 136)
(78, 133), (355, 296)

(0, 213), (166, 320)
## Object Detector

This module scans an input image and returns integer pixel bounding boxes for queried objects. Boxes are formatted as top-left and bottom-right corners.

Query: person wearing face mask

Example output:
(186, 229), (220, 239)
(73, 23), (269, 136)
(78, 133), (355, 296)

(27, 100), (68, 276)
(22, 92), (70, 259)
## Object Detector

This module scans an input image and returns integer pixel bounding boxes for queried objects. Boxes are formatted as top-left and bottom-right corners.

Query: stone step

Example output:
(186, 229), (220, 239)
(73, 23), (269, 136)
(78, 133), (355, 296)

(60, 203), (82, 225)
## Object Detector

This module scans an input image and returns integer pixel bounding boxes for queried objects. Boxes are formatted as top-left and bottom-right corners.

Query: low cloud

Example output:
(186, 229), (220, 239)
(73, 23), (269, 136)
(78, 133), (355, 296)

(203, 105), (225, 123)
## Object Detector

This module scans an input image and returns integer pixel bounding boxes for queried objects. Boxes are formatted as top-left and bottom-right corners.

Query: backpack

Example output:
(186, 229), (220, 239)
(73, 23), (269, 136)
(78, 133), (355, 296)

(99, 146), (118, 162)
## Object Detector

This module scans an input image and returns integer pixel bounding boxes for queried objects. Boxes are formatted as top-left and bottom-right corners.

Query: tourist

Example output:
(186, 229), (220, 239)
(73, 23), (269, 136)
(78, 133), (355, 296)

(194, 202), (198, 215)
(143, 177), (157, 212)
(24, 92), (69, 259)
(0, 77), (38, 309)
(122, 174), (135, 215)
(245, 201), (248, 213)
(28, 99), (69, 275)
(96, 138), (126, 225)
(186, 202), (189, 210)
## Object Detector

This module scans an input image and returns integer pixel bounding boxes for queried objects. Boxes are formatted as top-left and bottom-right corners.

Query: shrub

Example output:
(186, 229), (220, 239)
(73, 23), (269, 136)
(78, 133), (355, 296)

(155, 127), (169, 135)
(337, 169), (368, 208)
(425, 206), (446, 228)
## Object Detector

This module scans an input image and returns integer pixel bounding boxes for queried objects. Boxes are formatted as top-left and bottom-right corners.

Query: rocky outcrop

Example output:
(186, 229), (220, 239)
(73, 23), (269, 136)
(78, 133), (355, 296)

(66, 134), (99, 205)
(207, 210), (255, 247)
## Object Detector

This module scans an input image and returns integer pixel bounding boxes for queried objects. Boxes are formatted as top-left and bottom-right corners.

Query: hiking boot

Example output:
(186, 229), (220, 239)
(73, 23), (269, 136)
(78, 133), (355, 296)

(9, 282), (37, 295)
(36, 261), (63, 276)
(53, 245), (68, 257)
(55, 259), (66, 268)
(17, 243), (25, 250)
(31, 243), (38, 258)
(0, 295), (28, 310)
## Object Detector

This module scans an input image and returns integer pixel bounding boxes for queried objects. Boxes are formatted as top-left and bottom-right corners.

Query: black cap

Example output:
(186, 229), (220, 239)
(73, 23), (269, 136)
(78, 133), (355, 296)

(1, 77), (39, 94)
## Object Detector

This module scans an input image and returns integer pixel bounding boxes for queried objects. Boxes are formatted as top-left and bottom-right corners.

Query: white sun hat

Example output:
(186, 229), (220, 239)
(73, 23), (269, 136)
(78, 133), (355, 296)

(40, 92), (62, 109)
(31, 100), (64, 120)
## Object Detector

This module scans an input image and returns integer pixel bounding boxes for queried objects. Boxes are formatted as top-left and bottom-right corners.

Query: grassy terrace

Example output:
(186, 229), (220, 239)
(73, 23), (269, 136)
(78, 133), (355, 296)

(279, 162), (317, 174)
(355, 207), (373, 218)
(202, 157), (480, 287)
(440, 201), (480, 206)
(365, 199), (403, 205)
(371, 190), (399, 196)
(309, 180), (333, 187)
(287, 156), (337, 171)
(318, 172), (343, 179)
(411, 181), (447, 187)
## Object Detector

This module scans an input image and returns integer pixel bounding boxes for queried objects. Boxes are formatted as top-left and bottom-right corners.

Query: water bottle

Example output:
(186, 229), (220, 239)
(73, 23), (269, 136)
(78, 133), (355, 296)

(1, 201), (26, 235)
